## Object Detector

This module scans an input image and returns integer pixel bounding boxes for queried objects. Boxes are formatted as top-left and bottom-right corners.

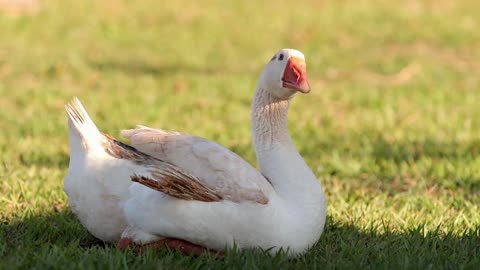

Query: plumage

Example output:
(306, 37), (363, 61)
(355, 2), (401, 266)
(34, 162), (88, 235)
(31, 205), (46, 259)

(64, 48), (326, 257)
(121, 126), (272, 204)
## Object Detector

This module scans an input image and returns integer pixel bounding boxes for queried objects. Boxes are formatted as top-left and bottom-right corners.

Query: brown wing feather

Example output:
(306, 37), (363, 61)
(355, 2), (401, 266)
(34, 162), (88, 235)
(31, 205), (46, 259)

(131, 174), (222, 202)
(101, 133), (223, 202)
(121, 127), (272, 205)
(102, 132), (152, 163)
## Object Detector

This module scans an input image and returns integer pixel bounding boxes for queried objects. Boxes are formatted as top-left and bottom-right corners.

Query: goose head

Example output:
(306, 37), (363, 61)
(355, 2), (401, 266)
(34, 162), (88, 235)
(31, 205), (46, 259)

(259, 49), (311, 99)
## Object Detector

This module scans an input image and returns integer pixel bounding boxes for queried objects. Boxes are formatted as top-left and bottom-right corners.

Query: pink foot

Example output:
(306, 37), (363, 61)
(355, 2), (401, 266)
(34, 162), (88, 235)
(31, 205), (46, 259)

(118, 237), (133, 250)
(118, 237), (223, 257)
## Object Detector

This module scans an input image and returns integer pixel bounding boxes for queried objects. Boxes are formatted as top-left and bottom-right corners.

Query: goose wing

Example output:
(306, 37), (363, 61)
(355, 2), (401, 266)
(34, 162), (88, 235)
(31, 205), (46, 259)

(120, 126), (273, 204)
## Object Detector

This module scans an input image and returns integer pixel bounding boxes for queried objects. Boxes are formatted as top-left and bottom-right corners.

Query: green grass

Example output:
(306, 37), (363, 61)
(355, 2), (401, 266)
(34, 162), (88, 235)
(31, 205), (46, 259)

(1, 0), (480, 268)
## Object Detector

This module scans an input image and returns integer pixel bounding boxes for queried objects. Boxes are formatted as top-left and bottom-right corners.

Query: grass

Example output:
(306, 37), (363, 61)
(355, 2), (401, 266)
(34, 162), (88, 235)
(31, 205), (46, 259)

(1, 0), (480, 268)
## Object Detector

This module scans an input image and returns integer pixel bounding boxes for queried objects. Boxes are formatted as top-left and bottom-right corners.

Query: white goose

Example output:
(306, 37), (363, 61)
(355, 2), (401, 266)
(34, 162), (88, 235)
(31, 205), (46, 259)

(64, 48), (326, 257)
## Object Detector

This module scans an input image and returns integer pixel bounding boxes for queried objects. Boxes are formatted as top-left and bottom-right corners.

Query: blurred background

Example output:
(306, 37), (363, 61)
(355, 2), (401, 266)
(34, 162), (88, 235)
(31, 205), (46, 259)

(0, 0), (479, 267)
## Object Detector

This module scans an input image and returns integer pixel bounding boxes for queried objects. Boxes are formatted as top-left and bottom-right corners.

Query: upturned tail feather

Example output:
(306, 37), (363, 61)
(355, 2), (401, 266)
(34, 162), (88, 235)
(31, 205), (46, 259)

(65, 97), (102, 142)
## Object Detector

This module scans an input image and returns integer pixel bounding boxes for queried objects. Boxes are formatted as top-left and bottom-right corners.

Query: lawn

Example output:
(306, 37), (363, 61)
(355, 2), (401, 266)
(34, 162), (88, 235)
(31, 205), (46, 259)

(1, 0), (480, 269)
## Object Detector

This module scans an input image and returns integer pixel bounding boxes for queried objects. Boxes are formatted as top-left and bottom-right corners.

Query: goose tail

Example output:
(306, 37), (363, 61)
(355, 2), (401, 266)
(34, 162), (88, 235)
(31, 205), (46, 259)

(65, 97), (103, 155)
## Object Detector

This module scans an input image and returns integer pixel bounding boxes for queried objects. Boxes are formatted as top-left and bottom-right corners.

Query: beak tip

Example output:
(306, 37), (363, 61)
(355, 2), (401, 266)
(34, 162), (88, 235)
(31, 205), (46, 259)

(299, 80), (311, 93)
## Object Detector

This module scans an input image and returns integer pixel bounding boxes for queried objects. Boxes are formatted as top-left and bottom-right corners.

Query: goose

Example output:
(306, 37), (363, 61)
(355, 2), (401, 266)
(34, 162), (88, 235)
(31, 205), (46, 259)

(64, 48), (326, 257)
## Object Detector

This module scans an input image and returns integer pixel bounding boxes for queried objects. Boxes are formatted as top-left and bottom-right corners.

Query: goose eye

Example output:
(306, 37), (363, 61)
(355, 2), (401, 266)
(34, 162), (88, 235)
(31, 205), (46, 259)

(278, 54), (284, 61)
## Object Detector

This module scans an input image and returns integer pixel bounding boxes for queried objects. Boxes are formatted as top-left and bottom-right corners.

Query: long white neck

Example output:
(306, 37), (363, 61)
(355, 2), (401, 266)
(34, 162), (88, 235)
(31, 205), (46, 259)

(251, 87), (325, 207)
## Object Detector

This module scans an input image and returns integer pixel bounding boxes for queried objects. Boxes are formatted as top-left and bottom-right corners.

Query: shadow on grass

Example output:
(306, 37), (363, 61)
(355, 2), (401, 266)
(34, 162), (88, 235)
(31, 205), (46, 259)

(313, 219), (480, 269)
(1, 211), (479, 269)
(0, 210), (104, 251)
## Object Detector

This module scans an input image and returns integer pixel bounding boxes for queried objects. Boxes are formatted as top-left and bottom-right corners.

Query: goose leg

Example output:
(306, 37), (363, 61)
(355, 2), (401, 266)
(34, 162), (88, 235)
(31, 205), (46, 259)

(118, 237), (222, 257)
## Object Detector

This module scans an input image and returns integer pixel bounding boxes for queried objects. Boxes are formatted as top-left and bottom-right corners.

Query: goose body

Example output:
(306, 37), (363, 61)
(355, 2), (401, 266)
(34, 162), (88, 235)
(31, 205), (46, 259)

(64, 49), (326, 257)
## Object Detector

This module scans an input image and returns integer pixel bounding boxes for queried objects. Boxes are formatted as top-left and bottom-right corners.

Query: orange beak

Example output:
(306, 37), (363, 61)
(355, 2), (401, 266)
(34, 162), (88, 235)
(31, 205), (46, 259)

(282, 57), (310, 93)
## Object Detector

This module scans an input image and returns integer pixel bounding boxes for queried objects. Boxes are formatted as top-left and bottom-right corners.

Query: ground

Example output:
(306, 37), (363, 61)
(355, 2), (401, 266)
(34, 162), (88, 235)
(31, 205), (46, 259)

(0, 0), (479, 269)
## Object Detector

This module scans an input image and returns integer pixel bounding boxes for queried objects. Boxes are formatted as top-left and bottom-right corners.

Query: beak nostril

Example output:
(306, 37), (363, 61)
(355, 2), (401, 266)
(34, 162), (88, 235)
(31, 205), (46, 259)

(294, 68), (301, 81)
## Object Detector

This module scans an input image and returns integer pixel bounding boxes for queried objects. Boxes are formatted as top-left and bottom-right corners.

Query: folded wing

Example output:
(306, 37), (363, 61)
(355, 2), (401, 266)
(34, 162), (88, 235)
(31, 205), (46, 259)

(121, 126), (273, 204)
